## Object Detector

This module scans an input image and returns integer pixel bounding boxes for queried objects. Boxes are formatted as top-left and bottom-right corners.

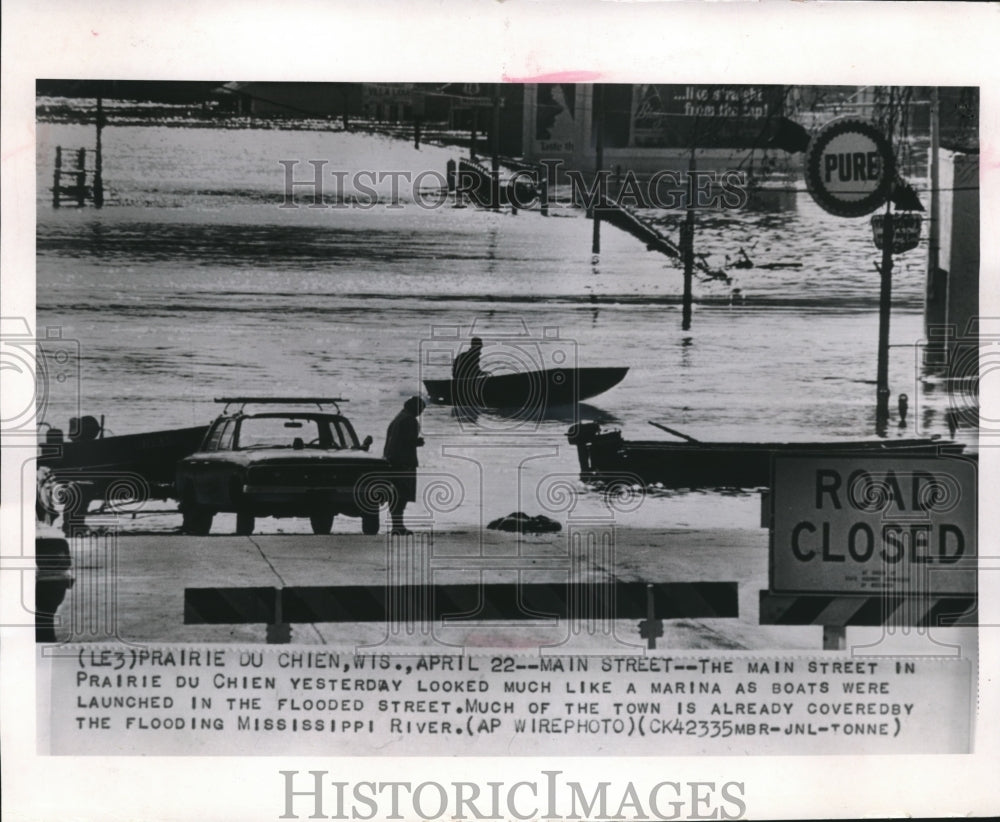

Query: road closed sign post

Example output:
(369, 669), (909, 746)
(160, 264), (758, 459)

(761, 454), (977, 647)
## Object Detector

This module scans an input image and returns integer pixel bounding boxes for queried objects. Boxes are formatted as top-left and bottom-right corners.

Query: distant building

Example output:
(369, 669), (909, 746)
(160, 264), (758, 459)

(216, 82), (525, 154)
(218, 82), (364, 118)
(927, 150), (979, 386)
(420, 84), (524, 156)
(923, 88), (979, 386)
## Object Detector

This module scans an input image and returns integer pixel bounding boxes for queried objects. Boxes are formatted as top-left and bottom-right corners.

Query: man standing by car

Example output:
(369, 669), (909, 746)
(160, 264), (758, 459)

(383, 396), (426, 535)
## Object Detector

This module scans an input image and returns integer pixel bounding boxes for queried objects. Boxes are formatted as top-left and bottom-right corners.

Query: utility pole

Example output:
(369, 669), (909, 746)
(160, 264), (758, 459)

(53, 146), (62, 209)
(591, 84), (603, 255)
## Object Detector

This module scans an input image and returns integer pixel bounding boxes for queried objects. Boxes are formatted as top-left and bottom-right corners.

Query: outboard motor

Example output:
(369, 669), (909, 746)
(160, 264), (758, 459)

(566, 422), (601, 445)
(566, 422), (602, 473)
(69, 415), (102, 441)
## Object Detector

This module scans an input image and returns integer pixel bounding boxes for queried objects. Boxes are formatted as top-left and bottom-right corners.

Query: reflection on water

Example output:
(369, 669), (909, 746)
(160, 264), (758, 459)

(450, 402), (620, 427)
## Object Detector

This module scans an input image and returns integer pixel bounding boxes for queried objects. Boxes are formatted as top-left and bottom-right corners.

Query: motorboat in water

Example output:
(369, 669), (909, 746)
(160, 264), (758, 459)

(423, 367), (628, 408)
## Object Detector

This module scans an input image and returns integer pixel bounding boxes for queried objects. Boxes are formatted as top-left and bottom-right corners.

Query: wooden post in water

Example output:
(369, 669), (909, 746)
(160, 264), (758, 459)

(52, 146), (62, 208)
(681, 210), (695, 331)
(876, 202), (895, 432)
(470, 107), (478, 162)
(94, 97), (104, 208)
(491, 85), (501, 210)
(75, 148), (87, 206)
(681, 152), (696, 330)
(591, 84), (603, 255)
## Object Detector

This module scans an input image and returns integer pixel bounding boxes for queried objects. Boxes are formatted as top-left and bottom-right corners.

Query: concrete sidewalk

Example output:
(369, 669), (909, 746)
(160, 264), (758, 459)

(52, 527), (820, 649)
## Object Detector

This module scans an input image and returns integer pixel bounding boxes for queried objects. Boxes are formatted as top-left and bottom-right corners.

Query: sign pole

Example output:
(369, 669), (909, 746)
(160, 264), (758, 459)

(645, 583), (657, 650)
(822, 625), (846, 651)
(803, 117), (899, 431)
(875, 202), (895, 432)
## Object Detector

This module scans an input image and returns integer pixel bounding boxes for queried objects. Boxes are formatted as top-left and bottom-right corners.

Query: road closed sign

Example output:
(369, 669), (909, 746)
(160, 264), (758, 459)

(770, 454), (976, 596)
(805, 118), (896, 218)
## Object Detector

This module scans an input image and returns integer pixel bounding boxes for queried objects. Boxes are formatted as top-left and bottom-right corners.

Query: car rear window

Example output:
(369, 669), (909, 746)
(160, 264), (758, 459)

(236, 417), (325, 449)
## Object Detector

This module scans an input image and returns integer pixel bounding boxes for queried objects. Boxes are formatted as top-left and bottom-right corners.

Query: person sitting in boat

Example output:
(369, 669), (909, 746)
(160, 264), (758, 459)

(452, 337), (485, 381)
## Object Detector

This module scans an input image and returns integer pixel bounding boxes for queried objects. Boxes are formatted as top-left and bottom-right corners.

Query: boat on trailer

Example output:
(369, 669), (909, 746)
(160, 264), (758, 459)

(567, 421), (968, 489)
(38, 416), (209, 519)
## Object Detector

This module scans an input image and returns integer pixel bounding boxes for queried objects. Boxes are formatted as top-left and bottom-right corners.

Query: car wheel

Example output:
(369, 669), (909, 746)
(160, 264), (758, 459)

(180, 490), (213, 536)
(235, 510), (255, 536)
(361, 514), (380, 536)
(186, 508), (214, 536)
(309, 512), (334, 535)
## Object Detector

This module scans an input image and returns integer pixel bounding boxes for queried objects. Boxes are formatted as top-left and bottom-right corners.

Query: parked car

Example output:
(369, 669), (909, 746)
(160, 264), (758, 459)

(175, 398), (389, 536)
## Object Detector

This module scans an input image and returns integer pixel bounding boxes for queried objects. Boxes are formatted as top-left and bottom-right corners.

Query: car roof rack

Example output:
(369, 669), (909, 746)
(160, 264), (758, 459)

(214, 397), (349, 414)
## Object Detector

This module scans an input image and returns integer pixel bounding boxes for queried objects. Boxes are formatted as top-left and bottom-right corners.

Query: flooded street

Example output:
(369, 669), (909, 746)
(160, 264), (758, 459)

(35, 122), (965, 532)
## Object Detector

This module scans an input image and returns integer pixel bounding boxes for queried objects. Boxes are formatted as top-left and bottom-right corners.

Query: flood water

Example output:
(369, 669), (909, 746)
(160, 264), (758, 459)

(35, 121), (970, 532)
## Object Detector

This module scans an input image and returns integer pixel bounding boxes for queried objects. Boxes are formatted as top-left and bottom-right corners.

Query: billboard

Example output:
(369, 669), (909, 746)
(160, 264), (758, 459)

(631, 84), (786, 149)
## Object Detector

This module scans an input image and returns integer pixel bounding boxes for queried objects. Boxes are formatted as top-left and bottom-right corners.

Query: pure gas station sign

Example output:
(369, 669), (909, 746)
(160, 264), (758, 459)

(770, 455), (976, 596)
(805, 119), (895, 218)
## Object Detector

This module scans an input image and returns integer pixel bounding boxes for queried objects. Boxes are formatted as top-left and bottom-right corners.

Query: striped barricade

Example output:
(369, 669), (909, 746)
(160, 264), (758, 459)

(759, 591), (977, 628)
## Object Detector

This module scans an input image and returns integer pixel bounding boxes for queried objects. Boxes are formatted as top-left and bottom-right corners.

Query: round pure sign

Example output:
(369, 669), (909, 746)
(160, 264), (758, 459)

(805, 119), (895, 218)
